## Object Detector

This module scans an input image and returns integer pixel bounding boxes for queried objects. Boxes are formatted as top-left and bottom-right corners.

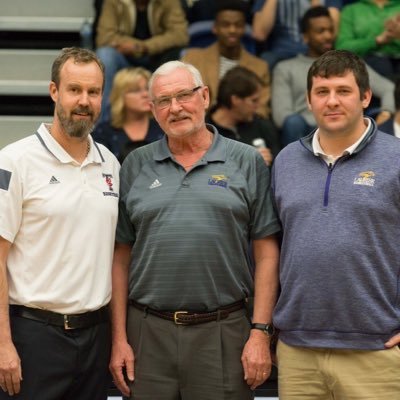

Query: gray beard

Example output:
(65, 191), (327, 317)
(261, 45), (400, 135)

(56, 104), (96, 139)
(61, 118), (94, 138)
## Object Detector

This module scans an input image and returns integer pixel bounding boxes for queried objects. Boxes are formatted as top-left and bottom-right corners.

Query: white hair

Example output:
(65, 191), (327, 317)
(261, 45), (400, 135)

(149, 60), (204, 95)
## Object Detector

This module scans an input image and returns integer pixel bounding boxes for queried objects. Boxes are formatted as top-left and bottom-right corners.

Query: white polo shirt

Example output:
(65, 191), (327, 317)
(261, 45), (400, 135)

(0, 124), (120, 313)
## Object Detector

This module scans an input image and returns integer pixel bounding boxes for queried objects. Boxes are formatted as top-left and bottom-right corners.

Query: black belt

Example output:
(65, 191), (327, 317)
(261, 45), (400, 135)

(130, 300), (245, 325)
(9, 304), (109, 330)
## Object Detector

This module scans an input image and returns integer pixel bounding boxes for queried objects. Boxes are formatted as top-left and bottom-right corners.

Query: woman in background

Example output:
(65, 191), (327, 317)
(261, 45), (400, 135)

(92, 67), (164, 162)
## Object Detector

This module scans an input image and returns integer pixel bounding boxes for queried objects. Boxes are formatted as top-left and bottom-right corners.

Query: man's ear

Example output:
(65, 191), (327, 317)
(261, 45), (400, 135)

(199, 85), (210, 110)
(231, 94), (241, 107)
(306, 92), (312, 111)
(361, 88), (372, 109)
(49, 81), (58, 103)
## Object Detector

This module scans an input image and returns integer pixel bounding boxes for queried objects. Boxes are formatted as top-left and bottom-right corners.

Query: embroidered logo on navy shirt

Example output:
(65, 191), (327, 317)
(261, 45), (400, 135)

(208, 174), (228, 188)
(353, 171), (375, 187)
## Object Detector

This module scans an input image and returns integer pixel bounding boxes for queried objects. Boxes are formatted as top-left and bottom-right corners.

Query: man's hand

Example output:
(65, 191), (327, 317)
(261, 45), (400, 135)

(109, 340), (135, 397)
(257, 147), (273, 166)
(0, 341), (22, 395)
(241, 329), (272, 390)
(113, 41), (147, 57)
(374, 110), (392, 125)
(385, 333), (400, 348)
(384, 14), (400, 40)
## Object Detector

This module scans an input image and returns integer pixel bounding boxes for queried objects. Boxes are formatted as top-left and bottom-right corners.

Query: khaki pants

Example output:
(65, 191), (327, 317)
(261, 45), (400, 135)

(277, 339), (400, 400)
(126, 305), (253, 400)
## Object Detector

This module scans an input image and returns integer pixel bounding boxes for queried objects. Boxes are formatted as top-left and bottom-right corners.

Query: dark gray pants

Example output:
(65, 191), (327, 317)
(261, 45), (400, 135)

(0, 315), (111, 400)
(127, 306), (254, 400)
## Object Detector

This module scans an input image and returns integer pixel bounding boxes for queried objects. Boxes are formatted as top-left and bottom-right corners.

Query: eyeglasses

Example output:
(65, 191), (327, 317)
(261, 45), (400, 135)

(152, 86), (202, 109)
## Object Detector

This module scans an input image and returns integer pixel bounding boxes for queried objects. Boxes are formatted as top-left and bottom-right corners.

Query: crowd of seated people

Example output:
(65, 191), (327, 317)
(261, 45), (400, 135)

(336, 0), (400, 82)
(206, 65), (281, 166)
(91, 0), (399, 161)
(272, 5), (395, 146)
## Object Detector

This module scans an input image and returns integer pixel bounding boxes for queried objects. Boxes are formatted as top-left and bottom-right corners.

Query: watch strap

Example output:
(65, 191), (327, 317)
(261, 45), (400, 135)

(251, 322), (275, 336)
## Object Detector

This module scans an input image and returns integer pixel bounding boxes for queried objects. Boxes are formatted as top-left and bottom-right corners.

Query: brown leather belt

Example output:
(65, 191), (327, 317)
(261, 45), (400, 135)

(9, 304), (109, 330)
(130, 300), (245, 325)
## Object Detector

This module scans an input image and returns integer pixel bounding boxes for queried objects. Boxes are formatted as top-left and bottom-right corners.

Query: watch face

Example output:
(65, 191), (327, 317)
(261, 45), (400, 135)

(252, 323), (275, 336)
(265, 325), (274, 335)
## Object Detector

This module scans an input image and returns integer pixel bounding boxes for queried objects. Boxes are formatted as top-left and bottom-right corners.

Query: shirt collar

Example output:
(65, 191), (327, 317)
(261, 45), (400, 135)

(153, 124), (227, 163)
(394, 120), (400, 138)
(312, 118), (371, 162)
(36, 123), (104, 164)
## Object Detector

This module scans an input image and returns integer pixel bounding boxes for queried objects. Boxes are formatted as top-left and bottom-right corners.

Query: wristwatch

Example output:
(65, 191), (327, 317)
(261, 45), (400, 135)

(251, 323), (275, 336)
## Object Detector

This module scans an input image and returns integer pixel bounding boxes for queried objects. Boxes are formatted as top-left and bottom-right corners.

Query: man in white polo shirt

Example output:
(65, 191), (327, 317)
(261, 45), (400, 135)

(0, 47), (120, 399)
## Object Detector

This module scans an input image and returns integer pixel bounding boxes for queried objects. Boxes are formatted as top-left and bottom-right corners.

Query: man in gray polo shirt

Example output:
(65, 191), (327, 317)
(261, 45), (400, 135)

(109, 60), (280, 400)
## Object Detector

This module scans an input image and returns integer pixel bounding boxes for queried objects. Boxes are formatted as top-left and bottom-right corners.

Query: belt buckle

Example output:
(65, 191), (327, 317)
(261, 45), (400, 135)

(173, 311), (188, 325)
(64, 314), (73, 330)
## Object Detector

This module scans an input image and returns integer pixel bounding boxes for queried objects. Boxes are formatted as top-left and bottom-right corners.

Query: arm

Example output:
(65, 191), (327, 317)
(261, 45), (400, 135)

(142, 0), (189, 55)
(367, 65), (395, 114)
(328, 7), (341, 36)
(241, 235), (279, 390)
(0, 237), (22, 396)
(109, 242), (134, 397)
(96, 0), (136, 48)
(257, 61), (271, 119)
(336, 6), (388, 56)
(252, 0), (278, 42)
(385, 334), (400, 348)
(271, 61), (296, 128)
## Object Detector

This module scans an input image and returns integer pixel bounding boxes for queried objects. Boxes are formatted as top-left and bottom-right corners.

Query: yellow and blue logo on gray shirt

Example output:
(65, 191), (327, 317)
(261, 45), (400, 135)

(208, 174), (228, 188)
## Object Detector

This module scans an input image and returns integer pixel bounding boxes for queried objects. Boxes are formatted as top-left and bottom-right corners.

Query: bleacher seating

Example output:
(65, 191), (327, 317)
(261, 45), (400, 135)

(0, 0), (94, 148)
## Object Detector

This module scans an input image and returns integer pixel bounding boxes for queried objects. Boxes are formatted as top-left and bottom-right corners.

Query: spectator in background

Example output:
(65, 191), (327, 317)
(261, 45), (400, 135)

(91, 0), (105, 48)
(206, 66), (281, 166)
(378, 77), (400, 136)
(92, 67), (163, 163)
(272, 5), (394, 147)
(252, 0), (342, 71)
(182, 0), (271, 118)
(336, 0), (400, 81)
(180, 0), (254, 23)
(96, 0), (189, 122)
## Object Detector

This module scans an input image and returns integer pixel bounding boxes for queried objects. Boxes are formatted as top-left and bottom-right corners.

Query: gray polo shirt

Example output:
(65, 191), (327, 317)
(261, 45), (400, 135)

(117, 126), (280, 311)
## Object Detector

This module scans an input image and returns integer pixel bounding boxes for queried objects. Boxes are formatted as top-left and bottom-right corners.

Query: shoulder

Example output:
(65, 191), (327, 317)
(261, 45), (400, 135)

(1, 134), (40, 162)
(274, 139), (306, 166)
(92, 121), (117, 138)
(155, 0), (183, 8)
(222, 135), (262, 164)
(275, 55), (308, 71)
(241, 50), (269, 72)
(374, 129), (400, 147)
(377, 119), (394, 135)
(122, 140), (159, 166)
(182, 45), (214, 60)
(147, 119), (165, 141)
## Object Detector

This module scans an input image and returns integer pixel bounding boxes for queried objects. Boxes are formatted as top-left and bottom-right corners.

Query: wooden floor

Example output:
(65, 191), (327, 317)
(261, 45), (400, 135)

(108, 398), (279, 400)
